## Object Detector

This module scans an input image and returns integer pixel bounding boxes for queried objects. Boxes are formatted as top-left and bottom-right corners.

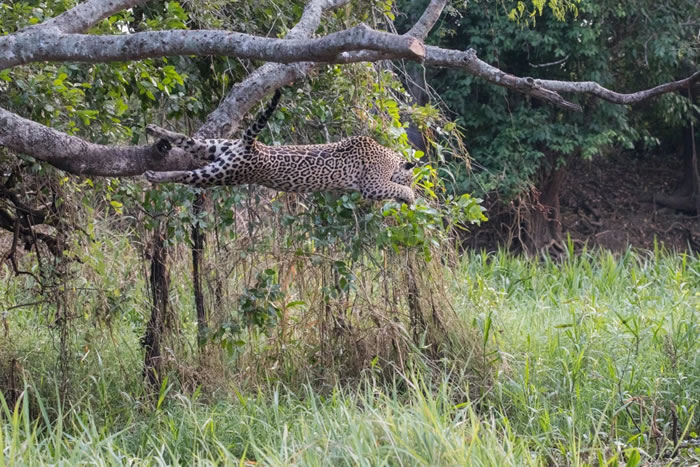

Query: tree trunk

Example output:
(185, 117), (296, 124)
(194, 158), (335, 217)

(405, 258), (426, 344)
(522, 163), (567, 255)
(654, 84), (699, 215)
(690, 118), (700, 216)
(654, 121), (700, 214)
(142, 225), (169, 388)
(192, 193), (207, 348)
(0, 358), (20, 410)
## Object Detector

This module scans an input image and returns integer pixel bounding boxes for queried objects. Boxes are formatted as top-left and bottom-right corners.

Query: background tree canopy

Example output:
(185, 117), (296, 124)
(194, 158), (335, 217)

(398, 0), (698, 252)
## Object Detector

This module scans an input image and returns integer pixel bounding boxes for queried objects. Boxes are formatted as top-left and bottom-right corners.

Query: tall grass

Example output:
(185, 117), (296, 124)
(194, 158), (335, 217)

(1, 248), (699, 465)
(1, 377), (536, 466)
(454, 247), (699, 464)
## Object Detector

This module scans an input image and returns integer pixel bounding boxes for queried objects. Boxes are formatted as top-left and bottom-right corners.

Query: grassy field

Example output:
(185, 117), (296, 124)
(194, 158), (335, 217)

(1, 247), (699, 465)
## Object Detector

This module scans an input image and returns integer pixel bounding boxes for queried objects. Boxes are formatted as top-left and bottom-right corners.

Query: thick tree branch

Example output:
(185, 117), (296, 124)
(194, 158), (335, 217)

(39, 0), (150, 34)
(287, 0), (350, 40)
(424, 47), (699, 108)
(196, 63), (315, 138)
(196, 0), (352, 138)
(0, 25), (424, 70)
(406, 0), (448, 39)
(535, 71), (700, 105)
(422, 46), (584, 111)
(0, 107), (199, 176)
(197, 0), (446, 138)
(342, 45), (697, 111)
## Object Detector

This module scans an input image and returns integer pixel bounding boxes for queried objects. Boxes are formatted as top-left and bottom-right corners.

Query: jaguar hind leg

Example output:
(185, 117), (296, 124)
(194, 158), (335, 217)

(145, 156), (242, 186)
(144, 170), (195, 184)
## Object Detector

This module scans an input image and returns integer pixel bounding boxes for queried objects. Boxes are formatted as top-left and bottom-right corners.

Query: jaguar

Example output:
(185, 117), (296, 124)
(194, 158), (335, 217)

(144, 90), (416, 204)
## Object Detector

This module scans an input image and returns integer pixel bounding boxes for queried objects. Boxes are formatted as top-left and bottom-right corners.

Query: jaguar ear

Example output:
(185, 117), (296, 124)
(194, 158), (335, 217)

(404, 162), (416, 170)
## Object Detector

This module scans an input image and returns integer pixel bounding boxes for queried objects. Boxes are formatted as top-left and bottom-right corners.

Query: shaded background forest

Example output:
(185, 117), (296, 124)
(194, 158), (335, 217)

(399, 0), (699, 253)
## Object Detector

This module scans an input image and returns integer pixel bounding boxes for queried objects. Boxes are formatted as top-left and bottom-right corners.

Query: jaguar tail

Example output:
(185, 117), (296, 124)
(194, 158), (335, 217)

(242, 89), (282, 152)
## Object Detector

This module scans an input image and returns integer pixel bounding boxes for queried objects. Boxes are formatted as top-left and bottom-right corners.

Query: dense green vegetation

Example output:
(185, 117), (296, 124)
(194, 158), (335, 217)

(2, 246), (699, 465)
(423, 0), (697, 194)
(401, 0), (699, 250)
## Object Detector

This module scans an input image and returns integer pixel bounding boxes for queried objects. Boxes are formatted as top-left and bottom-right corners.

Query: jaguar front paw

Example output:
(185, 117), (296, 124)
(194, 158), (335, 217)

(144, 170), (163, 182)
(145, 124), (161, 136)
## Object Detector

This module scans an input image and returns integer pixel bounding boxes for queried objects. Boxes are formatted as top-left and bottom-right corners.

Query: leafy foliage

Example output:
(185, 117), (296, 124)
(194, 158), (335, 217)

(401, 0), (698, 199)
